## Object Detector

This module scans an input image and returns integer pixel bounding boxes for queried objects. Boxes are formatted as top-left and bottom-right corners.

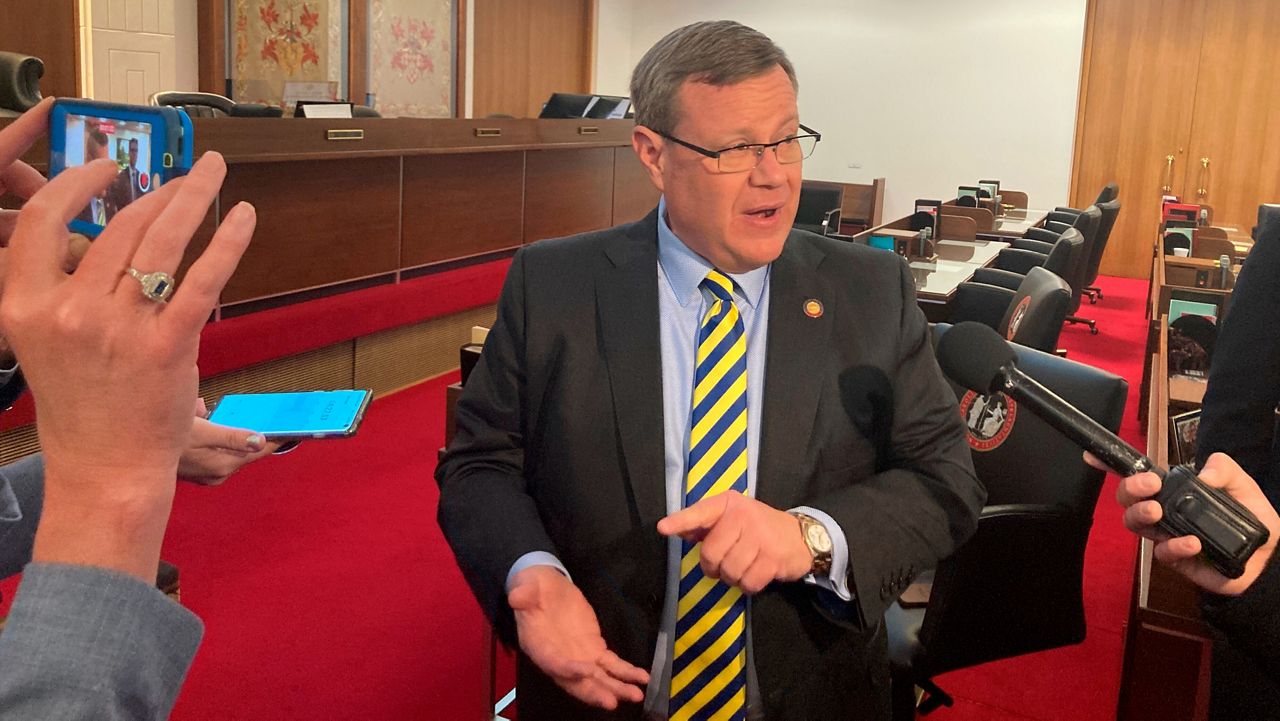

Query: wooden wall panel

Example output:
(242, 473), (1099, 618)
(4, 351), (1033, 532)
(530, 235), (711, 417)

(217, 157), (401, 303)
(402, 151), (525, 267)
(0, 0), (80, 100)
(1184, 0), (1280, 233)
(1070, 0), (1206, 279)
(524, 147), (614, 242)
(472, 0), (591, 118)
(612, 147), (659, 225)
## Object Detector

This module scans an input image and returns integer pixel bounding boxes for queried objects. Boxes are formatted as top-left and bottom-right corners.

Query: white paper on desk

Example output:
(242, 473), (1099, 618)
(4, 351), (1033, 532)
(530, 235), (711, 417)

(301, 103), (353, 119)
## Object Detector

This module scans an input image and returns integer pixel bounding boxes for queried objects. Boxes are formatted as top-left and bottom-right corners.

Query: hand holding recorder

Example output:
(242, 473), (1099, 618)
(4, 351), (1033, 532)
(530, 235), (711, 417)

(1088, 451), (1280, 595)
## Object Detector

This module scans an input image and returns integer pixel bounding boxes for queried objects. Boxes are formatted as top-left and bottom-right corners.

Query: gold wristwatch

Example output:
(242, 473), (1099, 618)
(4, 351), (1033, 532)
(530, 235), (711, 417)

(791, 512), (834, 576)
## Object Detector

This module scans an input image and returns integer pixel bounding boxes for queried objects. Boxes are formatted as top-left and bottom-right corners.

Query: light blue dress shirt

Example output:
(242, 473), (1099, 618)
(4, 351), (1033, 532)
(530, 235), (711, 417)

(505, 198), (853, 718)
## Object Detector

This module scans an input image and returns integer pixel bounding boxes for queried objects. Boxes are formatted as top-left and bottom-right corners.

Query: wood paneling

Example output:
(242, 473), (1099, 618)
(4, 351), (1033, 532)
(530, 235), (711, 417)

(1184, 0), (1280, 233)
(524, 147), (613, 242)
(472, 0), (592, 118)
(402, 151), (524, 267)
(1071, 0), (1206, 279)
(0, 0), (80, 100)
(196, 0), (225, 95)
(217, 157), (401, 302)
(611, 147), (659, 225)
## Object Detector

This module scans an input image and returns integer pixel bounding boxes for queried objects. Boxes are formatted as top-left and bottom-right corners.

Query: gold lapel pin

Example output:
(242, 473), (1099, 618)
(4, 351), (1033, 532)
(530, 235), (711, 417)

(803, 299), (824, 318)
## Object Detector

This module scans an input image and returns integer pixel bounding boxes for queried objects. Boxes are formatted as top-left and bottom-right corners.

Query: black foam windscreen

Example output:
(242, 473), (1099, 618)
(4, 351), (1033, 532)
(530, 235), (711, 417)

(936, 322), (1015, 394)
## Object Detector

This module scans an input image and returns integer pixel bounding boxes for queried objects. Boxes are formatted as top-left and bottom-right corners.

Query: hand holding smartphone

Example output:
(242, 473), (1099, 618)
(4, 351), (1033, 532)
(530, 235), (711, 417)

(208, 390), (373, 441)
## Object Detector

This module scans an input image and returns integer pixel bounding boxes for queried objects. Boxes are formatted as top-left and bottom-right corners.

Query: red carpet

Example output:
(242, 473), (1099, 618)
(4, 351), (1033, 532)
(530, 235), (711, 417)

(158, 274), (1151, 720)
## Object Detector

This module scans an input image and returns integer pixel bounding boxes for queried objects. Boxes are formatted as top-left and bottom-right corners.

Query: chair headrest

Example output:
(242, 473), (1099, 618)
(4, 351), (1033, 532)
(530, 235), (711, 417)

(0, 52), (43, 113)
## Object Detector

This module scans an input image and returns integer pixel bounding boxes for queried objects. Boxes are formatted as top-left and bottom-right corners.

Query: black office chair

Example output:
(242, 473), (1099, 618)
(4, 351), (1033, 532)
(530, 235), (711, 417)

(949, 267), (1072, 353)
(1039, 206), (1101, 334)
(0, 52), (43, 118)
(976, 226), (1084, 287)
(1256, 204), (1280, 241)
(887, 324), (1127, 718)
(1079, 199), (1119, 303)
(794, 181), (844, 236)
(1049, 184), (1118, 302)
(150, 91), (284, 118)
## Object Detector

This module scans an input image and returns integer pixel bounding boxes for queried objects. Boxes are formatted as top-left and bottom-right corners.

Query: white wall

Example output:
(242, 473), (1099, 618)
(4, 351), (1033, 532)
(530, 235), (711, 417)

(597, 1), (1089, 220)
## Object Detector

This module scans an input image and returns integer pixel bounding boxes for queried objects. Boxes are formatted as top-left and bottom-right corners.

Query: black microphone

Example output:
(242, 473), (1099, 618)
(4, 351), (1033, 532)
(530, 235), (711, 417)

(937, 322), (1269, 579)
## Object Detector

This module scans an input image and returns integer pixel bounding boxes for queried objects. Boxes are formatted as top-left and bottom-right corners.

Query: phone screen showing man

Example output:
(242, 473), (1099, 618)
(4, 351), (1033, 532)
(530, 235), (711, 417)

(63, 113), (155, 227)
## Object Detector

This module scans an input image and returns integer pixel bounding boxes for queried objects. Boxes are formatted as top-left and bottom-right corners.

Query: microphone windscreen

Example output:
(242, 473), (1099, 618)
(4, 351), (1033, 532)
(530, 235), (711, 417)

(936, 322), (1015, 393)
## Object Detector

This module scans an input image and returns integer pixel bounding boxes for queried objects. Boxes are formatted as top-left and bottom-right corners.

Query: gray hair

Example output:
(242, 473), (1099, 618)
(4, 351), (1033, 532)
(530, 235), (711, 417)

(630, 20), (797, 136)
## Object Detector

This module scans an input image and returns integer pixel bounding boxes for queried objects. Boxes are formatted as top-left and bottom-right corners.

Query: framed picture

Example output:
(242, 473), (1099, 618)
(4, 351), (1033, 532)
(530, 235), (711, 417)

(1170, 408), (1202, 466)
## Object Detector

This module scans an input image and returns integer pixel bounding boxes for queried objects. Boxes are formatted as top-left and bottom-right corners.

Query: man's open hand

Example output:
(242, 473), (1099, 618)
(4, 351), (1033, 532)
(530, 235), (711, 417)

(507, 565), (649, 710)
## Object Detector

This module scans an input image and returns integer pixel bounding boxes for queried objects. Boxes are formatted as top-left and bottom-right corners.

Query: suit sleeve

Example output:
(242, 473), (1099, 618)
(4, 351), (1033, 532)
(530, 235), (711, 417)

(0, 563), (203, 721)
(1202, 552), (1280, 678)
(0, 454), (44, 578)
(435, 249), (559, 641)
(1197, 228), (1280, 487)
(810, 259), (985, 628)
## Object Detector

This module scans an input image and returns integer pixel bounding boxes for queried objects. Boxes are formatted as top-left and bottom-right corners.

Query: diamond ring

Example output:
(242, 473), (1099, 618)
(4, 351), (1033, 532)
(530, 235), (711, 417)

(126, 268), (175, 303)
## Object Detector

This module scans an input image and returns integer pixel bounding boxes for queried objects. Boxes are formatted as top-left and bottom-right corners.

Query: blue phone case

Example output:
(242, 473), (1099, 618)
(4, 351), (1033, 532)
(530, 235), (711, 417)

(49, 99), (194, 237)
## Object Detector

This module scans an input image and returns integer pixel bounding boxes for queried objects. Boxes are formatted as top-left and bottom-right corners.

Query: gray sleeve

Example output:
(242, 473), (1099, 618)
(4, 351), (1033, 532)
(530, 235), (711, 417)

(0, 563), (204, 721)
(0, 454), (45, 578)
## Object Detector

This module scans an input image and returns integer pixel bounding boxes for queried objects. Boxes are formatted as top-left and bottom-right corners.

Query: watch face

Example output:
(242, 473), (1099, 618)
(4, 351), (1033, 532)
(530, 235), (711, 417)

(805, 521), (833, 554)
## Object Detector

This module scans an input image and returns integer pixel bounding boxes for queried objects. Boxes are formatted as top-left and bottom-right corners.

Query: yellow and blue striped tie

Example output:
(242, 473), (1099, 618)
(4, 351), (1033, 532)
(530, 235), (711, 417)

(671, 269), (748, 721)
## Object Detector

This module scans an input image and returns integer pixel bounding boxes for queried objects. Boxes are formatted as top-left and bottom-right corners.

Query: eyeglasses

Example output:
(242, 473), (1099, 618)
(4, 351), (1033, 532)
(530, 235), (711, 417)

(657, 124), (821, 173)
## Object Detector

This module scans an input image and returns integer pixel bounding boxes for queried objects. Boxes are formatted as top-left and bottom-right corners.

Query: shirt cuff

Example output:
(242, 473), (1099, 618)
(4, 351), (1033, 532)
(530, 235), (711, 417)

(791, 506), (854, 601)
(505, 551), (571, 594)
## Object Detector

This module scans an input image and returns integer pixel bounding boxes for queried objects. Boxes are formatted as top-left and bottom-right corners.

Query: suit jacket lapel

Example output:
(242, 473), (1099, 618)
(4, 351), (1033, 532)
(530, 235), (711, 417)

(757, 235), (831, 508)
(597, 210), (667, 522)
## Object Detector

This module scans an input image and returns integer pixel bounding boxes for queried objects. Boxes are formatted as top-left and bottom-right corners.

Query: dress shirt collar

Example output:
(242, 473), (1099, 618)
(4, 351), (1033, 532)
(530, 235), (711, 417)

(656, 196), (770, 310)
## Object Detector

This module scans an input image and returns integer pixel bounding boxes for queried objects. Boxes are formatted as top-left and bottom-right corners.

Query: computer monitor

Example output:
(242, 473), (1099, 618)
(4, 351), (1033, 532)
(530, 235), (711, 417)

(538, 93), (595, 119)
(584, 96), (631, 119)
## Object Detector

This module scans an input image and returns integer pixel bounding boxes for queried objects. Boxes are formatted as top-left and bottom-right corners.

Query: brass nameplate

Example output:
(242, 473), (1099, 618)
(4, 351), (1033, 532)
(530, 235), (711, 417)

(326, 129), (364, 141)
(474, 127), (502, 137)
(578, 126), (600, 135)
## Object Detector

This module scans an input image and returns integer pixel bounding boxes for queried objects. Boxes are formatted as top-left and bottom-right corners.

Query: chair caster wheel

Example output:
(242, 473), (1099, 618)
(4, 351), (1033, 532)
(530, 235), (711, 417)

(1090, 326), (1099, 335)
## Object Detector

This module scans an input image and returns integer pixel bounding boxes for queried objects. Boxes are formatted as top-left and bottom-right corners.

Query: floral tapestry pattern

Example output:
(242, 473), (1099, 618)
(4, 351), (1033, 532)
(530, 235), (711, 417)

(233, 0), (341, 107)
(370, 0), (454, 117)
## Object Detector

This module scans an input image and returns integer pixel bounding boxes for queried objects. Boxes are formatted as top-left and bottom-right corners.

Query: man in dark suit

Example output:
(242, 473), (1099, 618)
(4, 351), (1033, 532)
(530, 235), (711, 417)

(106, 137), (146, 213)
(437, 20), (983, 720)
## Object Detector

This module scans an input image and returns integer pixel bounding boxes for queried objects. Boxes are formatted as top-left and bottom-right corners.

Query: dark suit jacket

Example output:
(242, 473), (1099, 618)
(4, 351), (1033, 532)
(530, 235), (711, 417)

(436, 210), (983, 720)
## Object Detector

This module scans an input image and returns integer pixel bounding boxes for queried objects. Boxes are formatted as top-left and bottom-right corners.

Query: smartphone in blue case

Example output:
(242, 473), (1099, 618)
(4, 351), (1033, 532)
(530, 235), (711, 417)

(48, 99), (194, 237)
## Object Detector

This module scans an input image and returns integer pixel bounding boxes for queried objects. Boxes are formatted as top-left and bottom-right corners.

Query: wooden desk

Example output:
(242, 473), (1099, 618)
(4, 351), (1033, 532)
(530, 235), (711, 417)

(1118, 315), (1214, 721)
(2, 116), (661, 315)
(851, 213), (1011, 319)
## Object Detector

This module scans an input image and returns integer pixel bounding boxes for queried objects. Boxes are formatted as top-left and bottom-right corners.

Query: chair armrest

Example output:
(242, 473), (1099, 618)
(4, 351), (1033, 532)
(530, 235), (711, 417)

(951, 282), (1015, 328)
(1044, 220), (1072, 234)
(1052, 206), (1083, 216)
(1047, 210), (1080, 225)
(970, 267), (1026, 291)
(1012, 238), (1055, 254)
(994, 248), (1048, 276)
(1024, 227), (1061, 244)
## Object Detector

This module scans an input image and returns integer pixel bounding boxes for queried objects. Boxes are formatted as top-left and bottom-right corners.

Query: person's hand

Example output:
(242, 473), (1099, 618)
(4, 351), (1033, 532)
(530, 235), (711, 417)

(657, 492), (812, 594)
(1, 150), (255, 580)
(1089, 451), (1280, 595)
(178, 416), (279, 485)
(0, 98), (105, 364)
(507, 565), (650, 710)
(177, 398), (279, 485)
